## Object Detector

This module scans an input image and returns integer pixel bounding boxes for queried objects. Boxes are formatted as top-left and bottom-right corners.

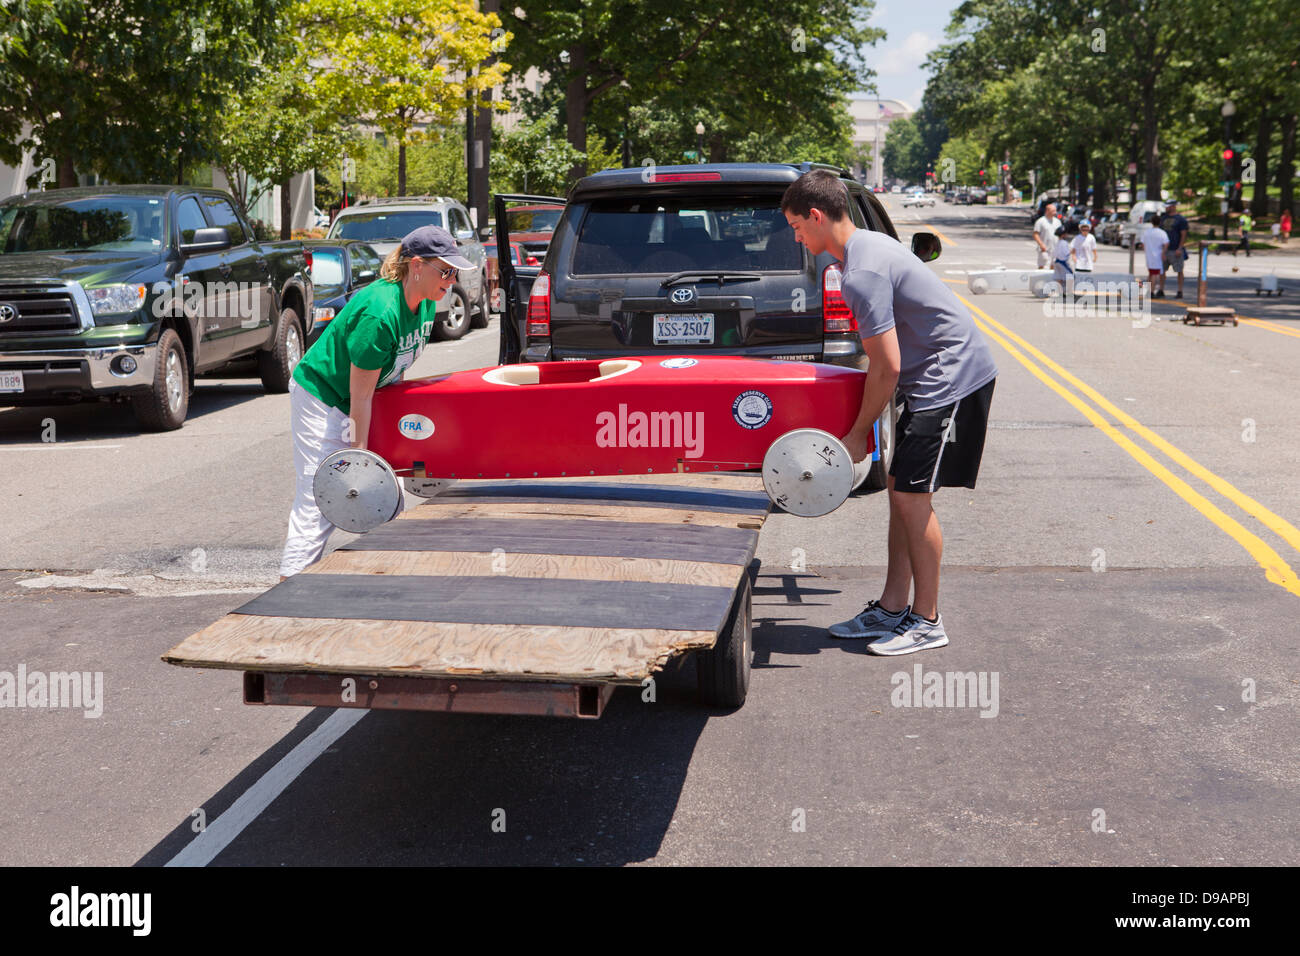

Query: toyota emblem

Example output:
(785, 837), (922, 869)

(0, 303), (16, 323)
(670, 287), (695, 304)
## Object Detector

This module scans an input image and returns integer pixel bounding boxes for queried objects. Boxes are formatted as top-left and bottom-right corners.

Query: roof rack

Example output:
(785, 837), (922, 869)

(793, 161), (854, 178)
(357, 196), (447, 205)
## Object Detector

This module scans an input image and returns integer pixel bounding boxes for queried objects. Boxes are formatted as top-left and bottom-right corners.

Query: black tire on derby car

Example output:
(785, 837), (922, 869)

(697, 573), (753, 708)
(470, 271), (490, 329)
(433, 284), (471, 340)
(258, 306), (304, 393)
(132, 328), (189, 431)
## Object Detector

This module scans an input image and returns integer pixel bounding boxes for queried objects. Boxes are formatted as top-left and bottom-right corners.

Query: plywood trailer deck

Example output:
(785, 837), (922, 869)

(163, 472), (770, 717)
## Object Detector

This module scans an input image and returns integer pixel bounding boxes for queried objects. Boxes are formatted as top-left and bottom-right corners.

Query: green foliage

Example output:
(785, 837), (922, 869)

(294, 0), (511, 161)
(355, 131), (469, 199)
(501, 0), (883, 170)
(215, 64), (352, 222)
(0, 0), (289, 184)
(883, 117), (925, 183)
(489, 117), (589, 195)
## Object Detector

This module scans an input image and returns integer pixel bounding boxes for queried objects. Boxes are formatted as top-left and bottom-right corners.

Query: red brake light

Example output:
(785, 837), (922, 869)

(651, 172), (723, 183)
(527, 271), (551, 338)
(822, 264), (857, 333)
(303, 249), (313, 271)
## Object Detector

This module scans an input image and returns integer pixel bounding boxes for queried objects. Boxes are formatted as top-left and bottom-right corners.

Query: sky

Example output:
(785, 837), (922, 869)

(858, 0), (966, 110)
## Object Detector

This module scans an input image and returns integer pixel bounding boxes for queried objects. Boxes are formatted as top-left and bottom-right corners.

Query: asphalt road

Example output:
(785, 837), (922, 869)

(2, 199), (1297, 866)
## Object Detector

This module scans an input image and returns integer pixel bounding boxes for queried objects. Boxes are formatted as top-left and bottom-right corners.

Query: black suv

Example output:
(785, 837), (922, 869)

(493, 162), (907, 487)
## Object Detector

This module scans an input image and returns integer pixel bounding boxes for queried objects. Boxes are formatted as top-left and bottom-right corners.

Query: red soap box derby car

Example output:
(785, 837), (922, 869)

(315, 355), (872, 529)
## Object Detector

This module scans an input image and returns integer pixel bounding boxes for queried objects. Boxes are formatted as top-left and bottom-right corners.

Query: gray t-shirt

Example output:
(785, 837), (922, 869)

(838, 228), (998, 411)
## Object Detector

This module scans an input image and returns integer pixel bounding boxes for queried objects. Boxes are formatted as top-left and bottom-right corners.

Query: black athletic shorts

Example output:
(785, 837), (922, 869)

(889, 378), (995, 493)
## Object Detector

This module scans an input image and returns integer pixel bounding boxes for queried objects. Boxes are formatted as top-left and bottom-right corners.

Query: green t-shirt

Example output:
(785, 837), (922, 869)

(293, 278), (439, 414)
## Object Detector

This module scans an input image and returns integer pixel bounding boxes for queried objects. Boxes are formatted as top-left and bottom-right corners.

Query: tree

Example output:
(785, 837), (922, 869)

(295, 0), (511, 196)
(501, 0), (883, 179)
(883, 116), (926, 183)
(216, 65), (353, 238)
(0, 0), (287, 187)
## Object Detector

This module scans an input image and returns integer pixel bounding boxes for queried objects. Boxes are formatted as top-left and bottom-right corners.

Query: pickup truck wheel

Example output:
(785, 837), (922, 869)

(470, 272), (490, 329)
(258, 307), (303, 393)
(433, 285), (471, 341)
(696, 574), (752, 709)
(132, 328), (188, 431)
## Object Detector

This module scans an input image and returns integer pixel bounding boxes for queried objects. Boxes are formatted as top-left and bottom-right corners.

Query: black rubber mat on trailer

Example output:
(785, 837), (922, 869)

(341, 517), (759, 566)
(232, 573), (738, 631)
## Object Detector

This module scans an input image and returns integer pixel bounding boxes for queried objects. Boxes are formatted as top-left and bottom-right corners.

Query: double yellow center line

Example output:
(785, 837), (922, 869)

(955, 292), (1300, 598)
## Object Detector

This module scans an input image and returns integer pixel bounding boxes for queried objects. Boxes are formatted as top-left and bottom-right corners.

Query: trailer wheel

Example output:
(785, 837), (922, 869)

(861, 396), (898, 492)
(697, 574), (752, 708)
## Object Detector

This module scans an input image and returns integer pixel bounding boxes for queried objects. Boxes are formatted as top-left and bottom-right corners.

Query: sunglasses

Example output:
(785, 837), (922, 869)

(435, 266), (457, 279)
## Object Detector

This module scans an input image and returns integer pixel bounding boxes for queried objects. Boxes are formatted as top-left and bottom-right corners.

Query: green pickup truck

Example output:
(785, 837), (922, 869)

(0, 185), (314, 430)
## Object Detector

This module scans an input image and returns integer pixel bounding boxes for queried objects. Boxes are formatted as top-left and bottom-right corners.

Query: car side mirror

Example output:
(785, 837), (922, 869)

(912, 232), (941, 262)
(454, 228), (474, 241)
(357, 270), (376, 283)
(179, 227), (231, 255)
(479, 225), (493, 241)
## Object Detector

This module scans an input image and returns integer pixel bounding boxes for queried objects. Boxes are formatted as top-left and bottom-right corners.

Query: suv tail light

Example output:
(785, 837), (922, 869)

(822, 263), (858, 333)
(527, 271), (552, 338)
(303, 248), (313, 271)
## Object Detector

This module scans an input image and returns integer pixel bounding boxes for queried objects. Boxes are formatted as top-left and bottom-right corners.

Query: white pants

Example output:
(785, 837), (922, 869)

(279, 379), (353, 576)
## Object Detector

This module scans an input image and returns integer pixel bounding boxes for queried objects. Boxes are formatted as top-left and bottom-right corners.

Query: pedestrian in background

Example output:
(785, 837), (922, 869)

(1160, 200), (1189, 298)
(1051, 221), (1076, 285)
(1033, 202), (1058, 269)
(1143, 213), (1170, 297)
(1239, 211), (1253, 257)
(1071, 220), (1097, 273)
(1281, 209), (1292, 243)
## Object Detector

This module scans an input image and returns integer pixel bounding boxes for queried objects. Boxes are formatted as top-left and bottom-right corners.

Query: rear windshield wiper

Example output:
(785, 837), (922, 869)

(661, 270), (761, 288)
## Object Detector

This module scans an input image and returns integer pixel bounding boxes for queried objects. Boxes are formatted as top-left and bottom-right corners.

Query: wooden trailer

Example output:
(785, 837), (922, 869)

(164, 472), (770, 718)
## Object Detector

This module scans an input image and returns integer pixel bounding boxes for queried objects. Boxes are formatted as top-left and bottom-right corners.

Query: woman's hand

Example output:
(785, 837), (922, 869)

(348, 364), (382, 449)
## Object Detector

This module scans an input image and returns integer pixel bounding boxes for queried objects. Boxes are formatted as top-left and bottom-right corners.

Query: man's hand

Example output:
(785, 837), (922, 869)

(842, 425), (873, 463)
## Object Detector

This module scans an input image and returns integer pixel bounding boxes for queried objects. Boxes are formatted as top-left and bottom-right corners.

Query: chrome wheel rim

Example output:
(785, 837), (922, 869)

(286, 324), (301, 369)
(165, 349), (183, 412)
(443, 293), (467, 331)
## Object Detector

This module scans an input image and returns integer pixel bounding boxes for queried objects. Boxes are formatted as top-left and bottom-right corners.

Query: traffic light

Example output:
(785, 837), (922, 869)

(1001, 163), (1009, 172)
(1222, 148), (1234, 161)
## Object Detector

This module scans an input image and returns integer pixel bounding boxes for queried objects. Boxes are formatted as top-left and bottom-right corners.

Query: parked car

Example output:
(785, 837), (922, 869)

(0, 185), (313, 430)
(300, 240), (383, 347)
(483, 239), (538, 314)
(944, 188), (958, 202)
(501, 203), (564, 262)
(967, 187), (989, 204)
(326, 195), (489, 339)
(1099, 212), (1125, 245)
(492, 161), (934, 490)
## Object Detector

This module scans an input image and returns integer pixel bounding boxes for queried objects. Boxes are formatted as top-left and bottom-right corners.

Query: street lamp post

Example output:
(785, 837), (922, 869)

(695, 122), (705, 163)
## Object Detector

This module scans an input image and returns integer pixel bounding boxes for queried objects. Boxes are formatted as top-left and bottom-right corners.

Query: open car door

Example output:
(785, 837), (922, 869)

(494, 193), (567, 365)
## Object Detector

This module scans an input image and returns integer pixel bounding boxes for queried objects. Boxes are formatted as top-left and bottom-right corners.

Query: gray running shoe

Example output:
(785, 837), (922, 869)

(866, 612), (949, 655)
(828, 600), (911, 639)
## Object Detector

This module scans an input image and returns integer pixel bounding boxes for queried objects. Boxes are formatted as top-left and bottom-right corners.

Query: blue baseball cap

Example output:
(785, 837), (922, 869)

(400, 225), (474, 270)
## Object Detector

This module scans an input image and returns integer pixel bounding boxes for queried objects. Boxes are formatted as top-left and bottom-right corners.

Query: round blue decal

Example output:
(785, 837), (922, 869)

(732, 390), (773, 429)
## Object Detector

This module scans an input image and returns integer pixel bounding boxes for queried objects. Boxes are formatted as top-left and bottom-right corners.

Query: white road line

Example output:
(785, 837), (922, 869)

(165, 708), (368, 867)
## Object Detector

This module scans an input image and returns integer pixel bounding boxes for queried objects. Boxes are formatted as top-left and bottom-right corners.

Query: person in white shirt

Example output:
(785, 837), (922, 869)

(1033, 203), (1058, 269)
(1142, 213), (1170, 297)
(1071, 220), (1097, 271)
(1051, 222), (1075, 284)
